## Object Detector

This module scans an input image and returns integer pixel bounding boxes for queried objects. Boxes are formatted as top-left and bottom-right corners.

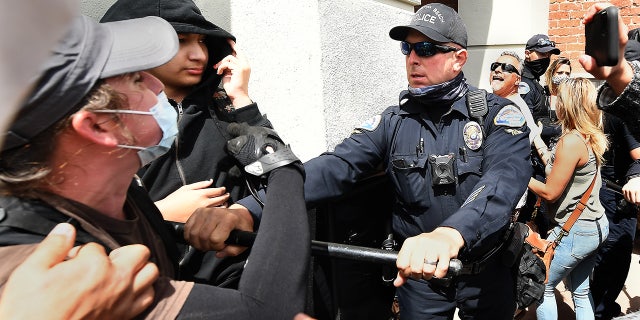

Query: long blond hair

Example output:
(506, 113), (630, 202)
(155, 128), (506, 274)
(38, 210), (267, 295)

(555, 77), (608, 165)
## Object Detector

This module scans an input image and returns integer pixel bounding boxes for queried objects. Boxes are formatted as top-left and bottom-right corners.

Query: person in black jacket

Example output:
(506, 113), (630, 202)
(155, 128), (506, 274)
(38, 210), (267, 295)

(101, 0), (271, 288)
(521, 34), (560, 128)
(519, 35), (561, 238)
(589, 38), (640, 320)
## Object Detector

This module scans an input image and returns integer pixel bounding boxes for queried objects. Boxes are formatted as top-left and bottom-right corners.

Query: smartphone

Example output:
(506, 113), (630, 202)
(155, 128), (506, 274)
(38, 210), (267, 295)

(585, 6), (619, 66)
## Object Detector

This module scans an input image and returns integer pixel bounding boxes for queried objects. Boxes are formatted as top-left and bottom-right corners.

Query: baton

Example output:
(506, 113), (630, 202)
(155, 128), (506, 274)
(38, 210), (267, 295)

(603, 178), (623, 195)
(173, 224), (462, 277)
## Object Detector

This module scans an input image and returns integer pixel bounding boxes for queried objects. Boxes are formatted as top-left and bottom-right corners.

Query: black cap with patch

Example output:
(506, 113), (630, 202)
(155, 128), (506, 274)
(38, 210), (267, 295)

(389, 3), (467, 48)
(525, 34), (560, 55)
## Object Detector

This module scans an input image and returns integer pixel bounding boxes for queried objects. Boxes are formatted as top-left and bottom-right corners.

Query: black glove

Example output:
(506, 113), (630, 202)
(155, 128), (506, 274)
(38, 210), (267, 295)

(226, 123), (302, 178)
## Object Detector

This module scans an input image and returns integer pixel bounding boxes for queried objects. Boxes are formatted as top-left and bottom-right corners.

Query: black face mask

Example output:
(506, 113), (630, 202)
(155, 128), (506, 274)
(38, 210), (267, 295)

(525, 57), (551, 78)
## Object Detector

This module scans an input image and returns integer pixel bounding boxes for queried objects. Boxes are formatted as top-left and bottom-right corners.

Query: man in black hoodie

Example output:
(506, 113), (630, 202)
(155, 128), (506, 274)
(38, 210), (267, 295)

(101, 0), (271, 288)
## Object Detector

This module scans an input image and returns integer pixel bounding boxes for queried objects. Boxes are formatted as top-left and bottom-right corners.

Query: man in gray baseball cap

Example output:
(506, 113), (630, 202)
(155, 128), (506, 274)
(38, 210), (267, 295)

(2, 15), (178, 152)
(0, 12), (312, 319)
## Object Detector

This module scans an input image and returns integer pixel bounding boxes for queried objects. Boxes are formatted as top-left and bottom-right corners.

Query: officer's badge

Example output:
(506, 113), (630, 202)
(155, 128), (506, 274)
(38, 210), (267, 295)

(354, 114), (381, 133)
(494, 105), (525, 128)
(463, 121), (483, 150)
(518, 82), (530, 95)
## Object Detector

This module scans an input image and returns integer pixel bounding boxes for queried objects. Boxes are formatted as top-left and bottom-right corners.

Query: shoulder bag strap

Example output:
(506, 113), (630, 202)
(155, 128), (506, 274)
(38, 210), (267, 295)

(555, 169), (598, 243)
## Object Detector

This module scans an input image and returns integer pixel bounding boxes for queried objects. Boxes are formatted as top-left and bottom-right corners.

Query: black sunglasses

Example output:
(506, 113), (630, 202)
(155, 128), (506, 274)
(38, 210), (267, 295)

(400, 41), (459, 57)
(490, 62), (520, 75)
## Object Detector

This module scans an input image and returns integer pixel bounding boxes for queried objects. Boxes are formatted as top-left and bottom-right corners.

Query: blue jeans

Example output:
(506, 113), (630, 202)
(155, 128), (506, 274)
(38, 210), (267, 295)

(536, 216), (609, 320)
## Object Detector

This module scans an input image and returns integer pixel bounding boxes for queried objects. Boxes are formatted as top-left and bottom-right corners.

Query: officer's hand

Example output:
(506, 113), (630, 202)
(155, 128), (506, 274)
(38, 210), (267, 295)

(623, 177), (640, 204)
(0, 223), (157, 320)
(183, 206), (254, 257)
(393, 227), (464, 287)
(226, 123), (302, 177)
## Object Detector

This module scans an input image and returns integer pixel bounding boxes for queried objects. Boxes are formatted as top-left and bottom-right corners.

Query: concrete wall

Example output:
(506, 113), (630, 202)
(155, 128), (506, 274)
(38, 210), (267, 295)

(80, 0), (550, 161)
(81, 0), (413, 161)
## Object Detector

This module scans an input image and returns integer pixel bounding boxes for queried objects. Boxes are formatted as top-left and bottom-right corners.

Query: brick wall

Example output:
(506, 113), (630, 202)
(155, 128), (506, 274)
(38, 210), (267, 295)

(549, 0), (640, 73)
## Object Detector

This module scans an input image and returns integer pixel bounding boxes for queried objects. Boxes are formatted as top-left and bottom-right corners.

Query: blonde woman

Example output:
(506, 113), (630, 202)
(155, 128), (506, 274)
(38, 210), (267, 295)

(529, 78), (609, 320)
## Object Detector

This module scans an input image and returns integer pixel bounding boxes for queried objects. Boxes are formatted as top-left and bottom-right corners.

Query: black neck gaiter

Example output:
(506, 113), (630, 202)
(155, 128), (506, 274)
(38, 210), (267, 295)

(407, 72), (469, 107)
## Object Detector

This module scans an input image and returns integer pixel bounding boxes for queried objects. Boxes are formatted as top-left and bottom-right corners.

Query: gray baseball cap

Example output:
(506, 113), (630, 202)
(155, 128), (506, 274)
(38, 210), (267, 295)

(389, 3), (467, 48)
(3, 15), (178, 152)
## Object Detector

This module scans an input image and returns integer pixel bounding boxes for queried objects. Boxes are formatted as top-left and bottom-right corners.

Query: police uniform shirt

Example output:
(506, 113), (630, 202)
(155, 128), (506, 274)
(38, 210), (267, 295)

(303, 89), (532, 260)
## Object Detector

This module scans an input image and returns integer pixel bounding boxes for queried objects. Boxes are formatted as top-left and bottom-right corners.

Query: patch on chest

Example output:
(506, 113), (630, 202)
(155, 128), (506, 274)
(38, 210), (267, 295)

(518, 82), (530, 95)
(463, 121), (483, 150)
(494, 105), (525, 128)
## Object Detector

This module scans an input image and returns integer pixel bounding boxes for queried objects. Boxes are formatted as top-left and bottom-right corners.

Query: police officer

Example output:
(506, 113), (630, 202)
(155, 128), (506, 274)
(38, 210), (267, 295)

(235, 3), (531, 318)
(302, 4), (531, 318)
(518, 35), (561, 235)
(521, 34), (560, 126)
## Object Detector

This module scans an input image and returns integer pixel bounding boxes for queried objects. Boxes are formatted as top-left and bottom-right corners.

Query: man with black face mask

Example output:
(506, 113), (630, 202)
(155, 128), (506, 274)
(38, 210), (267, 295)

(521, 34), (560, 123)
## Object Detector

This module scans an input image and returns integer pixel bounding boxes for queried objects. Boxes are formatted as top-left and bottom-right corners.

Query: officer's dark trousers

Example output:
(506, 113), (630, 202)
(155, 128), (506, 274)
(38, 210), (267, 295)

(396, 256), (515, 320)
(591, 188), (637, 320)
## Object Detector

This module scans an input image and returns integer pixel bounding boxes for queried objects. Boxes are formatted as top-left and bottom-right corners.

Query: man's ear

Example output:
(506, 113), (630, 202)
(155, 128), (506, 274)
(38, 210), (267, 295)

(453, 49), (468, 72)
(70, 110), (120, 147)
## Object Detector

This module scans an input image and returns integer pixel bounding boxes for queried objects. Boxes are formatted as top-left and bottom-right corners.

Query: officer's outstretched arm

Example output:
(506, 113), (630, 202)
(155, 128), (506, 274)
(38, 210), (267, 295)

(394, 227), (464, 287)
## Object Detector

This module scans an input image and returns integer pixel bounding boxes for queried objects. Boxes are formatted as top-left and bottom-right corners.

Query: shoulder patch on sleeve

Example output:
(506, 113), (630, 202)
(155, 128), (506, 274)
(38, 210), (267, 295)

(518, 82), (530, 95)
(355, 114), (382, 132)
(494, 105), (526, 128)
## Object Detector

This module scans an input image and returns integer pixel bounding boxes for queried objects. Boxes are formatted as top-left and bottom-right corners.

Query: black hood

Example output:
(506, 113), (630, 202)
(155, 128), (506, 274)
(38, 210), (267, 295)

(100, 0), (235, 97)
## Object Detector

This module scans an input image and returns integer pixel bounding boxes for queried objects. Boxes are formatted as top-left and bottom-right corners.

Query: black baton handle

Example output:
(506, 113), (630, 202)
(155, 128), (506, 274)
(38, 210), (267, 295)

(173, 223), (462, 277)
(603, 178), (623, 193)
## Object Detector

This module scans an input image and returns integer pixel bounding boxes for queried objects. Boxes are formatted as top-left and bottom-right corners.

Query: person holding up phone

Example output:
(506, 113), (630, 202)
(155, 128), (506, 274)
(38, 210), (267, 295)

(580, 4), (640, 140)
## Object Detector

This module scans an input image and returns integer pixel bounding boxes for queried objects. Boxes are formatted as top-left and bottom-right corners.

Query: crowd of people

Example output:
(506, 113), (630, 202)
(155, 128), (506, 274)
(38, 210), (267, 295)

(2, 1), (640, 320)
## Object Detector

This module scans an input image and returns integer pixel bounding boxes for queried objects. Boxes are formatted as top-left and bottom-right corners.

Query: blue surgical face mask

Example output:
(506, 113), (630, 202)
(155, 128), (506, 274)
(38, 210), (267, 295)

(93, 91), (178, 166)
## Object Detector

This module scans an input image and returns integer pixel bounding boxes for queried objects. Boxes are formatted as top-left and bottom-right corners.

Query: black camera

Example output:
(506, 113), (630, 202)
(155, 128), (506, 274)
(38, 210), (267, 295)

(429, 153), (455, 185)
